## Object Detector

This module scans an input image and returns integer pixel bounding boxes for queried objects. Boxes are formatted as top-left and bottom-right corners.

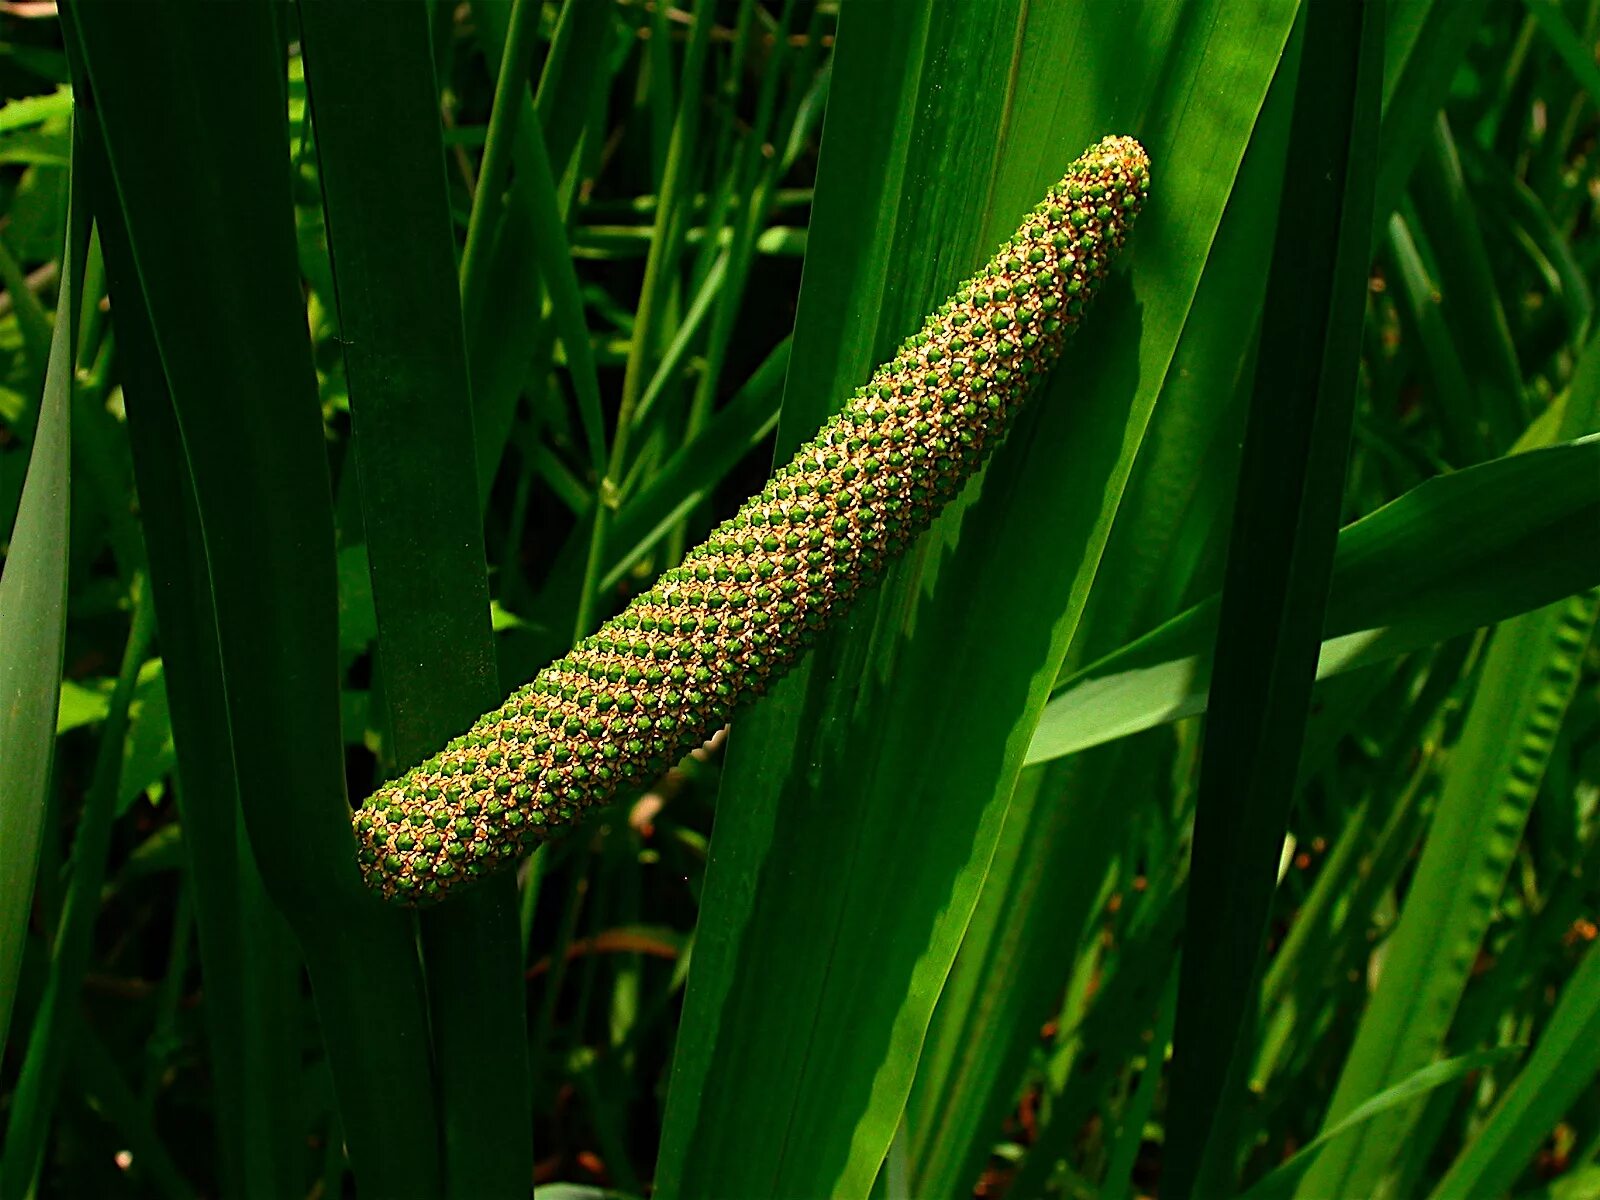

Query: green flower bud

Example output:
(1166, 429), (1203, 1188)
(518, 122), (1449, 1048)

(356, 135), (1150, 905)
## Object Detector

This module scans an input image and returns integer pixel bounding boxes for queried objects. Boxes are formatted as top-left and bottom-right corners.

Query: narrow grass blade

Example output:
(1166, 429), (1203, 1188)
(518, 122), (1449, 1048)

(1164, 3), (1384, 1193)
(1103, 971), (1179, 1199)
(296, 5), (532, 1192)
(531, 0), (616, 184)
(1239, 1049), (1517, 1200)
(1389, 211), (1491, 464)
(0, 229), (51, 391)
(470, 0), (607, 484)
(1409, 115), (1525, 443)
(0, 137), (73, 1060)
(66, 4), (444, 1191)
(575, 0), (714, 638)
(1430, 939), (1600, 1200)
(1374, 0), (1495, 226)
(2, 578), (154, 1199)
(458, 0), (539, 332)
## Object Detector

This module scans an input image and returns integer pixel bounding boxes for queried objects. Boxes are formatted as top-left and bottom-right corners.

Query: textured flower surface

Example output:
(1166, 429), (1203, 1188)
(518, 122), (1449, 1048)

(356, 135), (1150, 904)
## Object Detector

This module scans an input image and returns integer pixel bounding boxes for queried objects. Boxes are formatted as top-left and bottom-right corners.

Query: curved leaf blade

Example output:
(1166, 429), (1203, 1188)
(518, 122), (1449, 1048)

(1028, 433), (1600, 765)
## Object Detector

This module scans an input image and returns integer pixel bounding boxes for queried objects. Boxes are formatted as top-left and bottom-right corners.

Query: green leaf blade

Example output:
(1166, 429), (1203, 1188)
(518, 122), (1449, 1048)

(296, 4), (533, 1193)
(0, 148), (73, 1060)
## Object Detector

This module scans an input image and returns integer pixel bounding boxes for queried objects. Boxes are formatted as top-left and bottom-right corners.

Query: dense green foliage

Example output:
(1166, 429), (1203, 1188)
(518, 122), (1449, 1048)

(0, 1), (1596, 1198)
